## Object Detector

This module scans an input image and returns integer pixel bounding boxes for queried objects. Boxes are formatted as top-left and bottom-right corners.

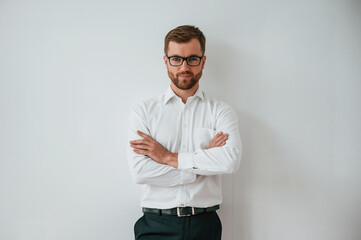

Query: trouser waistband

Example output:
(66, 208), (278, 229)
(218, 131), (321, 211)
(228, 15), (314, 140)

(142, 205), (220, 217)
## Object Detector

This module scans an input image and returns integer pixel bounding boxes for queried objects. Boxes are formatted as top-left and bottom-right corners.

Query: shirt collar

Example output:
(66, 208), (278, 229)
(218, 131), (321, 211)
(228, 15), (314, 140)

(163, 85), (204, 105)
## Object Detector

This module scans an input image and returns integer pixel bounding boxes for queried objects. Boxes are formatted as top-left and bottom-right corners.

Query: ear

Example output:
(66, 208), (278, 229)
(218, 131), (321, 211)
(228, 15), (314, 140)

(163, 56), (168, 66)
(201, 55), (206, 69)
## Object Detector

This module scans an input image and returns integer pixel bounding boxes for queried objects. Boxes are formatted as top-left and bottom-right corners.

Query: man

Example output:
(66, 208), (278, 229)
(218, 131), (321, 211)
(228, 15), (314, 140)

(128, 25), (241, 240)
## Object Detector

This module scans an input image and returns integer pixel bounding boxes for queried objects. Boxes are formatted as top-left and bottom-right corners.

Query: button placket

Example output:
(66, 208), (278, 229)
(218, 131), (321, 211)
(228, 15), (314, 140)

(179, 105), (189, 207)
(182, 106), (188, 152)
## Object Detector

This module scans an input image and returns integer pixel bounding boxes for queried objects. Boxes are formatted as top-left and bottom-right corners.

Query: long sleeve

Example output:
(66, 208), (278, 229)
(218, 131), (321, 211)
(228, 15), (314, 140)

(177, 104), (242, 175)
(127, 104), (197, 186)
(127, 87), (241, 208)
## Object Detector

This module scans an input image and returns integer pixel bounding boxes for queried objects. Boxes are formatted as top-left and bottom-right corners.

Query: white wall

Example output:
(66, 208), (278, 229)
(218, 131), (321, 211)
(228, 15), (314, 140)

(1, 0), (360, 239)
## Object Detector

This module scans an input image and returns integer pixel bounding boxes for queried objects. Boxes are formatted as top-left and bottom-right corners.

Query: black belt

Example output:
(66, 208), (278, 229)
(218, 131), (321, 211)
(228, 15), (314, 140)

(142, 205), (219, 217)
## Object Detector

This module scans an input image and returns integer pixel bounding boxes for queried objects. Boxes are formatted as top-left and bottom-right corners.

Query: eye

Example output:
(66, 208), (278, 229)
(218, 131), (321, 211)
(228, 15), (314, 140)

(188, 57), (198, 61)
(171, 57), (181, 62)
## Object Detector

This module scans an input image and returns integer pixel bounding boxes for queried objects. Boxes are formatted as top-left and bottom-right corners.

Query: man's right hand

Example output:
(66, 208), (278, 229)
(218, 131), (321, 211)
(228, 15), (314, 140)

(207, 131), (228, 149)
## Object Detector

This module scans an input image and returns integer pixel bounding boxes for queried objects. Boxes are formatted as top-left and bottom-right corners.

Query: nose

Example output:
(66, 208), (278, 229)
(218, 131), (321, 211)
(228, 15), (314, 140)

(179, 60), (190, 71)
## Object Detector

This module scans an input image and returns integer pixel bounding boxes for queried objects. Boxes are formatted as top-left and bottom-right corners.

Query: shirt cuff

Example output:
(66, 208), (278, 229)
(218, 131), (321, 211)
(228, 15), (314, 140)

(178, 152), (195, 170)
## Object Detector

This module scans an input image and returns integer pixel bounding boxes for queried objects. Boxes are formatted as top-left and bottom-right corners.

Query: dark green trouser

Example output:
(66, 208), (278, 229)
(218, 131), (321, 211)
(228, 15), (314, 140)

(134, 211), (222, 240)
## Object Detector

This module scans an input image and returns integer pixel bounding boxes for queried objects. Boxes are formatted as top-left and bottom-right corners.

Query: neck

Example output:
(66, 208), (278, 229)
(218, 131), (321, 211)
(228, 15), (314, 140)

(170, 82), (199, 104)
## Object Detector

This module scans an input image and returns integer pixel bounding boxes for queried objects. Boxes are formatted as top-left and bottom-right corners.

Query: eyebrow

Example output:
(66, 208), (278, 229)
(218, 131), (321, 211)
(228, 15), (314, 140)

(168, 55), (203, 58)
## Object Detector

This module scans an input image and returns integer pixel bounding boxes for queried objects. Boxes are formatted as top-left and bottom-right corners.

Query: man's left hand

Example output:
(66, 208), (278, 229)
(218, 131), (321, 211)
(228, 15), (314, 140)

(129, 131), (178, 168)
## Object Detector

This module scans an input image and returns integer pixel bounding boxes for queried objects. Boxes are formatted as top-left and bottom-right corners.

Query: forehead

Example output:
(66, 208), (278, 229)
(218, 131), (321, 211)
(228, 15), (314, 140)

(167, 38), (203, 56)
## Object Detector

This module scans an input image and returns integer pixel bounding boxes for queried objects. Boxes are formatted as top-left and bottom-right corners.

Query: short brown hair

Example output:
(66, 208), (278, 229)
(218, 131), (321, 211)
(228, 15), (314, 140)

(164, 25), (206, 56)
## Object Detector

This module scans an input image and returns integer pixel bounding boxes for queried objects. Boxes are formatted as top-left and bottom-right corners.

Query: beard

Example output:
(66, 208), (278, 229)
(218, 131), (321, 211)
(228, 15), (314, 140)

(168, 70), (203, 90)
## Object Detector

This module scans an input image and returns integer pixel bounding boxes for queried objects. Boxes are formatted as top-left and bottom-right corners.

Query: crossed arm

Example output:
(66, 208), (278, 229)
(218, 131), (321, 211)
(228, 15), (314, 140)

(127, 104), (241, 185)
(129, 130), (229, 168)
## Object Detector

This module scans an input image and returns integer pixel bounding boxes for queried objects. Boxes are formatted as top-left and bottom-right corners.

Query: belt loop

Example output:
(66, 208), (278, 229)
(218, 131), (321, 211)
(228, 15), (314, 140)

(157, 209), (162, 216)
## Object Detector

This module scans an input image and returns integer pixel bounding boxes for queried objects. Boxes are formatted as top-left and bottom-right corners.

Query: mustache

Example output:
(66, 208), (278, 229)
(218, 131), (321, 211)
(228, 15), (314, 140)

(177, 71), (193, 77)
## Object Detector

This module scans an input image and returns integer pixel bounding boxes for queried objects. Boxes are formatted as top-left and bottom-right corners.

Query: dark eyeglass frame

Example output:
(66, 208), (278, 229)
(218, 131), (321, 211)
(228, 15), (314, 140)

(166, 55), (204, 66)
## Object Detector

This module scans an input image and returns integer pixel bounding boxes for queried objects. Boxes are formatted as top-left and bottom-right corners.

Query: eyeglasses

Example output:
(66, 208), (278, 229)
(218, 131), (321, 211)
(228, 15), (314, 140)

(166, 55), (203, 66)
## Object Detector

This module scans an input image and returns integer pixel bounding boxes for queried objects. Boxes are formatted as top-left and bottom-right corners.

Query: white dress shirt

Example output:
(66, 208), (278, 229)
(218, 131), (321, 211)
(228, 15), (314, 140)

(127, 86), (242, 209)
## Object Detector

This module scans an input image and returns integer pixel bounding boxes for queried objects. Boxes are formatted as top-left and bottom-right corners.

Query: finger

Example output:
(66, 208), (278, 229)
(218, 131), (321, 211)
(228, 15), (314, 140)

(130, 139), (148, 144)
(133, 149), (148, 155)
(214, 140), (227, 148)
(212, 131), (223, 140)
(130, 139), (150, 146)
(214, 134), (228, 146)
(130, 143), (150, 150)
(208, 138), (216, 146)
(215, 140), (227, 148)
(137, 130), (152, 140)
(216, 132), (227, 139)
(208, 134), (225, 148)
(215, 134), (227, 142)
(213, 141), (224, 147)
(209, 134), (222, 145)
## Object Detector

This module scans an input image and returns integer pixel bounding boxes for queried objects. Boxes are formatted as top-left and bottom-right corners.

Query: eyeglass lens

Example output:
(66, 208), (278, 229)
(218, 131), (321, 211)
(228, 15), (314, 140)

(169, 57), (201, 66)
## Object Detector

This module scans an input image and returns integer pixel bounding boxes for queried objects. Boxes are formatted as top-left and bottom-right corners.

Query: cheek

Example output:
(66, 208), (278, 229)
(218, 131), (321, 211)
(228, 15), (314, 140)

(193, 66), (203, 74)
(168, 68), (178, 77)
(171, 68), (179, 75)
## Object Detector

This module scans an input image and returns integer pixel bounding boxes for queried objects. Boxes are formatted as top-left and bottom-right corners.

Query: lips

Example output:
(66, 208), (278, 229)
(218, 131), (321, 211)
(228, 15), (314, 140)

(177, 71), (193, 78)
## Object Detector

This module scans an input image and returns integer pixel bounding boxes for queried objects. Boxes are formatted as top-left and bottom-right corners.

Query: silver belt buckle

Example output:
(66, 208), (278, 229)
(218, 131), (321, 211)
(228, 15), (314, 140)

(177, 207), (194, 217)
